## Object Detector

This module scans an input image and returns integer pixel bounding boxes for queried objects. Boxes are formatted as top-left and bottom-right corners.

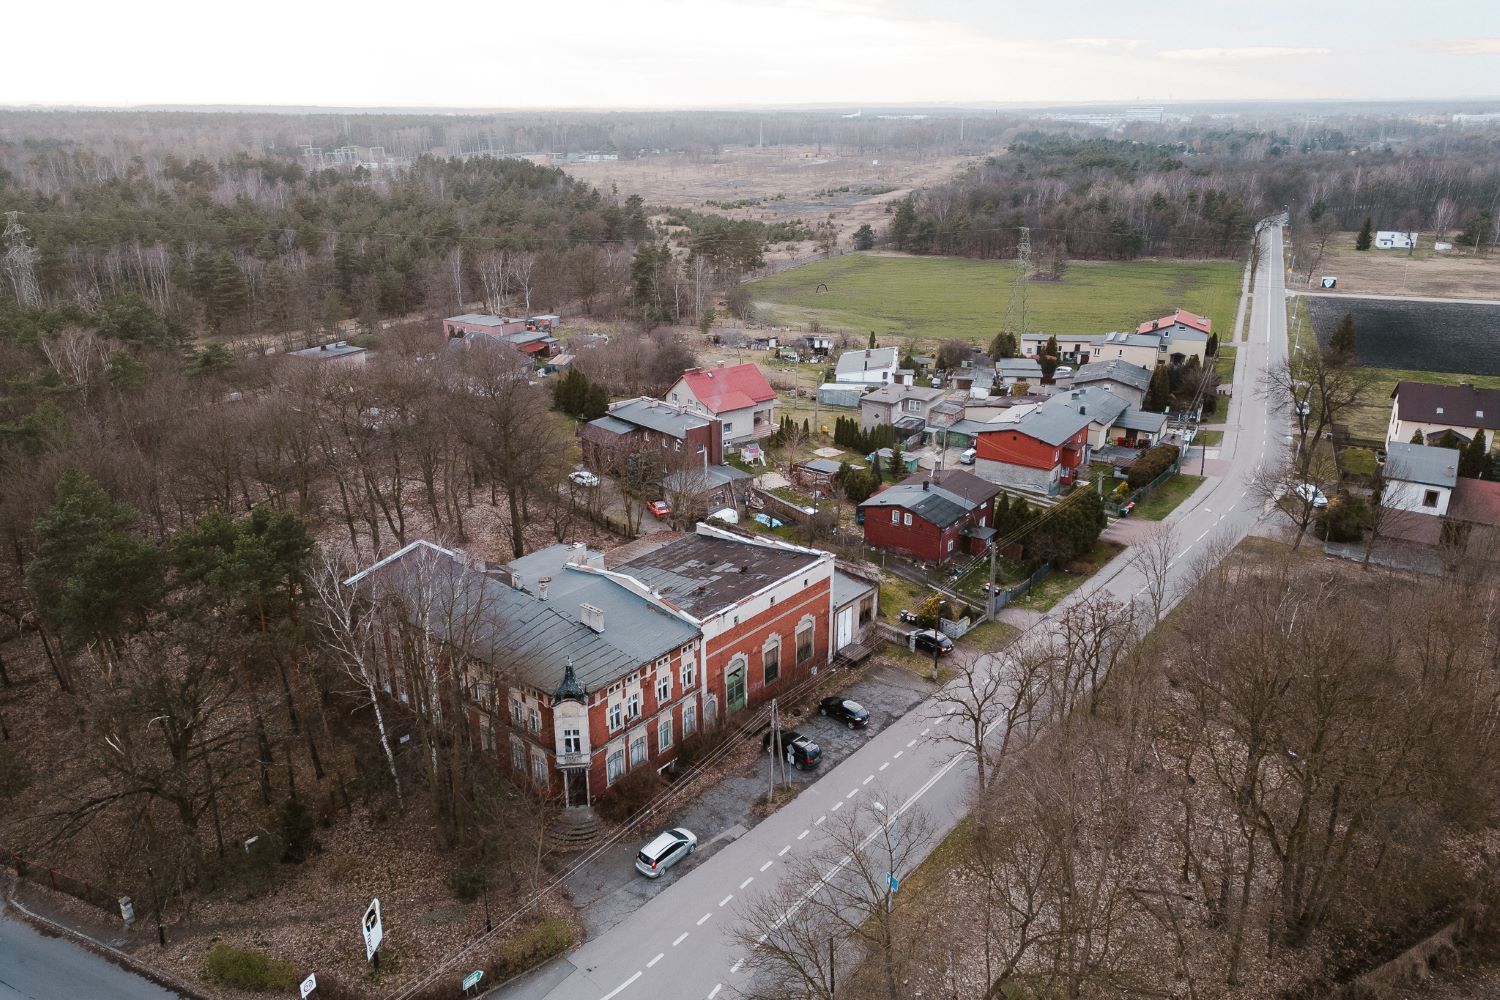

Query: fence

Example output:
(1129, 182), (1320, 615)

(3, 844), (125, 919)
(990, 561), (1053, 614)
(749, 487), (817, 526)
(1105, 459), (1182, 517)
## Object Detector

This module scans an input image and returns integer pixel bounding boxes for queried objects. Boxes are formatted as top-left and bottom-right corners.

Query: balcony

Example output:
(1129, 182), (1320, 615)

(556, 750), (590, 769)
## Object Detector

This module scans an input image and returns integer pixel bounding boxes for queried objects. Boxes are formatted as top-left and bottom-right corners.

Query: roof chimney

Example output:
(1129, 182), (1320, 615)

(538, 576), (551, 600)
(1079, 405), (1087, 416)
(580, 603), (604, 633)
(568, 542), (589, 566)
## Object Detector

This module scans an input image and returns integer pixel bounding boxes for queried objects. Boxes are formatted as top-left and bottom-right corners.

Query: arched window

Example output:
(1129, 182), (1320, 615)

(762, 636), (781, 685)
(796, 616), (815, 665)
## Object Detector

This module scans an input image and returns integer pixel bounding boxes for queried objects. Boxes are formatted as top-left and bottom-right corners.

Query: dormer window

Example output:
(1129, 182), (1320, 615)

(1436, 407), (1444, 415)
(1478, 411), (1485, 419)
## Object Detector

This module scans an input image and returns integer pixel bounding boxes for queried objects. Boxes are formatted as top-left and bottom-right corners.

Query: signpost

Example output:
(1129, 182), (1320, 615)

(299, 972), (318, 998)
(462, 970), (485, 995)
(361, 899), (383, 967)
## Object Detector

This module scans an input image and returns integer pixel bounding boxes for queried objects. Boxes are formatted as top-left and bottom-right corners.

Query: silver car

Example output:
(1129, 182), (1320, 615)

(635, 827), (697, 878)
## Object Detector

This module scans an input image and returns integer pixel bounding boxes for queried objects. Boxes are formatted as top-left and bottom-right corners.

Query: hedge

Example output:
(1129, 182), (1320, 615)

(1127, 444), (1181, 491)
(205, 943), (299, 992)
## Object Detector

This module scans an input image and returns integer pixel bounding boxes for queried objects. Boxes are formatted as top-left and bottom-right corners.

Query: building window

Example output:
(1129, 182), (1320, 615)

(947, 538), (955, 552)
(531, 750), (549, 787)
(796, 618), (815, 665)
(683, 701), (697, 737)
(511, 737), (527, 773)
(656, 673), (672, 704)
(627, 691), (642, 720)
(1423, 489), (1440, 508)
(528, 708), (541, 734)
(629, 731), (648, 767)
(658, 716), (673, 751)
(891, 510), (900, 524)
(681, 657), (696, 690)
(608, 701), (623, 732)
(510, 699), (523, 725)
(480, 719), (495, 753)
(562, 728), (582, 754)
(763, 637), (781, 685)
(606, 749), (624, 786)
(903, 513), (912, 526)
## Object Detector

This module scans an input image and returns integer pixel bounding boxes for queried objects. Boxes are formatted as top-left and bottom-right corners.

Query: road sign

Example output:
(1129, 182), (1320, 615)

(118, 897), (134, 924)
(887, 873), (900, 894)
(462, 970), (484, 991)
(299, 972), (317, 998)
(361, 898), (383, 962)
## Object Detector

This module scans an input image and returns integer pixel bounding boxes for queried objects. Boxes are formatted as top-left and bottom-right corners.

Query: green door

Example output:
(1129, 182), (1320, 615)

(726, 661), (747, 713)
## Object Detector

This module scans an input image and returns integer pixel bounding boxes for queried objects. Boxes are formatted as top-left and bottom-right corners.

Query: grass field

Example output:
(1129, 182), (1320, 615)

(750, 254), (1244, 344)
(1132, 474), (1207, 520)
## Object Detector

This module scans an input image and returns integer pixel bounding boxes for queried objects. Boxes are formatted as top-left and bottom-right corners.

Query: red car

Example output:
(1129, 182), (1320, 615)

(648, 500), (672, 519)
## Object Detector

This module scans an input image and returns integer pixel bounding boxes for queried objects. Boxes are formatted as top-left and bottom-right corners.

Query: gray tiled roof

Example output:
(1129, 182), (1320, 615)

(1071, 359), (1153, 391)
(586, 415), (636, 436)
(859, 483), (970, 528)
(1112, 408), (1168, 433)
(861, 382), (943, 405)
(1385, 441), (1460, 489)
(835, 347), (899, 376)
(832, 569), (876, 609)
(996, 358), (1042, 378)
(607, 397), (715, 438)
(1044, 388), (1130, 427)
(617, 533), (824, 617)
(1009, 405), (1093, 446)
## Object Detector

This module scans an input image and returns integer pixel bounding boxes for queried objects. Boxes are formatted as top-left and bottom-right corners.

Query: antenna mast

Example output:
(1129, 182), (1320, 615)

(1001, 226), (1032, 342)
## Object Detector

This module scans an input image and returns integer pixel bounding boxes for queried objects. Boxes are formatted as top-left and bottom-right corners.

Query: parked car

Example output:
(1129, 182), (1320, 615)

(959, 447), (977, 465)
(1054, 365), (1074, 375)
(761, 730), (823, 770)
(911, 629), (954, 656)
(819, 697), (870, 729)
(568, 469), (600, 488)
(635, 827), (698, 878)
(648, 499), (672, 519)
(1292, 483), (1329, 508)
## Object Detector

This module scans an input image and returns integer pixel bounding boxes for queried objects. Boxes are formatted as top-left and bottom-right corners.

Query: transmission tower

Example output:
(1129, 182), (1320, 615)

(1000, 226), (1032, 341)
(2, 212), (41, 308)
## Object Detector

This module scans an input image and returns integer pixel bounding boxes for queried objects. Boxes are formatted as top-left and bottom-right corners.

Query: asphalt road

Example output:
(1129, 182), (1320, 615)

(0, 902), (183, 1000)
(490, 225), (1291, 1000)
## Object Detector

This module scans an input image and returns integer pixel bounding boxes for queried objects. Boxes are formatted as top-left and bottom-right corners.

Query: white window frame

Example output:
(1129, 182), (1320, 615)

(608, 701), (623, 732)
(683, 700), (697, 737)
(890, 509), (899, 524)
(510, 698), (523, 725)
(903, 513), (912, 526)
(510, 737), (527, 772)
(656, 673), (672, 704)
(530, 749), (549, 786)
(626, 691), (642, 721)
(681, 657), (696, 690)
(658, 716), (673, 751)
(606, 748), (625, 786)
(763, 635), (782, 685)
(528, 708), (541, 734)
(796, 616), (815, 665)
(629, 731), (648, 767)
(562, 727), (582, 754)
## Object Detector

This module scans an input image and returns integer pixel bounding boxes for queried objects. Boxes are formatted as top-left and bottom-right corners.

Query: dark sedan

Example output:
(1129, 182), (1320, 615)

(912, 629), (954, 656)
(819, 696), (870, 729)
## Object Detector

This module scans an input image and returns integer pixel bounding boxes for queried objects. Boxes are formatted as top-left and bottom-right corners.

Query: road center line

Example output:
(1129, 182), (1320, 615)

(731, 958), (745, 974)
(673, 932), (689, 947)
(739, 876), (754, 889)
(920, 728), (931, 737)
(832, 801), (843, 811)
(601, 971), (643, 1000)
(905, 739), (917, 748)
(709, 985), (723, 999)
(647, 953), (664, 968)
(862, 774), (874, 784)
(697, 912), (712, 926)
(845, 788), (858, 798)
(814, 814), (825, 825)
(778, 845), (791, 856)
(797, 829), (809, 840)
(760, 860), (774, 871)
(893, 750), (903, 759)
(719, 894), (734, 907)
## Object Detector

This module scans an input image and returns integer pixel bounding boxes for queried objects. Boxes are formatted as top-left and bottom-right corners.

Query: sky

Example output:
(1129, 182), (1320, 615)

(5, 0), (1499, 108)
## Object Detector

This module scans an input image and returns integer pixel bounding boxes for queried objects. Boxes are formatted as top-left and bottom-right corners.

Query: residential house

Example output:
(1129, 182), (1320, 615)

(1043, 386), (1166, 449)
(973, 404), (1093, 496)
(287, 341), (369, 366)
(859, 469), (1002, 564)
(444, 313), (560, 360)
(858, 383), (944, 433)
(581, 396), (725, 474)
(994, 358), (1043, 391)
(1382, 441), (1460, 516)
(834, 347), (901, 385)
(1022, 322), (1207, 369)
(666, 364), (779, 446)
(1137, 308), (1212, 340)
(1386, 381), (1500, 447)
(1068, 359), (1153, 409)
(662, 465), (752, 515)
(799, 334), (834, 357)
(1375, 231), (1418, 250)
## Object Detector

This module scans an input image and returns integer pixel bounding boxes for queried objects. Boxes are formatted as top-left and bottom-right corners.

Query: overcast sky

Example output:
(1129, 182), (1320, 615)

(6, 0), (1498, 108)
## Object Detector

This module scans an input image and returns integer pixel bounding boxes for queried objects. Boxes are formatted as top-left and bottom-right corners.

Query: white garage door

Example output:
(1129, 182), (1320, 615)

(836, 607), (854, 650)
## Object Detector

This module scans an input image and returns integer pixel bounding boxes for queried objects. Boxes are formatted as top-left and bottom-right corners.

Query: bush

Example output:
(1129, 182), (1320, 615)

(674, 727), (732, 769)
(495, 918), (574, 978)
(595, 766), (666, 824)
(279, 799), (316, 863)
(1315, 494), (1367, 543)
(445, 865), (489, 903)
(205, 943), (298, 992)
(1128, 444), (1181, 491)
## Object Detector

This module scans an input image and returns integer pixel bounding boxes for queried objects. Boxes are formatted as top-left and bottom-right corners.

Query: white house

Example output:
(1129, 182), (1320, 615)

(1382, 441), (1459, 516)
(1387, 381), (1500, 448)
(665, 364), (779, 446)
(1375, 231), (1419, 250)
(834, 347), (901, 385)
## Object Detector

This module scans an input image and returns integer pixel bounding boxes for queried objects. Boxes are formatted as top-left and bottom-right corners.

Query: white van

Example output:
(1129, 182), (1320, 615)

(959, 447), (977, 465)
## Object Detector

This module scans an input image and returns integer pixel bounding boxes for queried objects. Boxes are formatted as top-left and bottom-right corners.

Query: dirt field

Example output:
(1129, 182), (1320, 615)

(1291, 235), (1500, 299)
(560, 145), (980, 258)
(1308, 296), (1500, 376)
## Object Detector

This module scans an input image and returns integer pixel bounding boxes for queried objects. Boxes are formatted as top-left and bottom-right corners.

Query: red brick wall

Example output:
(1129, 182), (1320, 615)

(975, 428), (1059, 470)
(704, 576), (832, 717)
(862, 507), (950, 563)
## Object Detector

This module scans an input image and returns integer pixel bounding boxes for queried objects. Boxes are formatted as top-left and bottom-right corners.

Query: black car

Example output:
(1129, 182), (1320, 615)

(819, 697), (870, 729)
(761, 730), (823, 770)
(911, 629), (954, 656)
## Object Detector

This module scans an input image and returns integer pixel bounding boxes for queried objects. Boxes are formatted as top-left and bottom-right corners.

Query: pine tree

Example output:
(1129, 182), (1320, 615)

(1460, 430), (1488, 479)
(868, 331), (877, 349)
(1145, 364), (1173, 412)
(1329, 312), (1357, 356)
(1205, 333), (1219, 358)
(1411, 429), (1425, 445)
(582, 384), (610, 421)
(871, 451), (884, 482)
(1356, 217), (1373, 251)
(993, 493), (1011, 535)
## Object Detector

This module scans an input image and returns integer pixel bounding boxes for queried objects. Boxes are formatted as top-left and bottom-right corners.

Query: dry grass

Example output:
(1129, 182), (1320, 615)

(1293, 236), (1500, 299)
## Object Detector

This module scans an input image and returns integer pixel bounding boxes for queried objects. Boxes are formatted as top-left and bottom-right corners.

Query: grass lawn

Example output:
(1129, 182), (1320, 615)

(1009, 541), (1126, 612)
(1196, 430), (1223, 447)
(1132, 474), (1207, 520)
(1213, 346), (1237, 383)
(751, 254), (1243, 344)
(1343, 446), (1378, 477)
(876, 572), (931, 620)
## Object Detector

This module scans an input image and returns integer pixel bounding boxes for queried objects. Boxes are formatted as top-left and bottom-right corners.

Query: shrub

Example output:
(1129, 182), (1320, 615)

(595, 766), (666, 824)
(1128, 444), (1181, 490)
(495, 918), (574, 977)
(205, 943), (298, 992)
(1315, 494), (1367, 543)
(279, 799), (316, 863)
(445, 865), (489, 903)
(674, 727), (732, 770)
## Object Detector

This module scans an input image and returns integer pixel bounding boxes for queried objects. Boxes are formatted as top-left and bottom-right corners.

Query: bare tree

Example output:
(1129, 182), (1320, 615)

(927, 642), (1044, 790)
(1246, 451), (1338, 550)
(1136, 520), (1176, 622)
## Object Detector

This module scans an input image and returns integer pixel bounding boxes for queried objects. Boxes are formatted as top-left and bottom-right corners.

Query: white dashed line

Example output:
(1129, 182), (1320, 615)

(797, 829), (809, 840)
(921, 728), (931, 737)
(878, 762), (889, 771)
(720, 894), (734, 907)
(906, 739), (917, 748)
(697, 912), (712, 926)
(739, 876), (754, 889)
(893, 750), (903, 759)
(814, 815), (826, 825)
(832, 801), (843, 811)
(731, 959), (745, 974)
(601, 972), (643, 1000)
(862, 774), (874, 785)
(845, 788), (858, 799)
(709, 985), (723, 999)
(673, 932), (689, 947)
(1195, 529), (1210, 542)
(760, 860), (774, 871)
(778, 845), (791, 856)
(648, 954), (664, 968)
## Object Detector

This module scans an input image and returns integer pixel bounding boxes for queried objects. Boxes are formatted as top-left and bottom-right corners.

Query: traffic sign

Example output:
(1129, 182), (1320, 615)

(887, 873), (900, 894)
(462, 970), (485, 991)
(361, 899), (383, 962)
(299, 972), (318, 998)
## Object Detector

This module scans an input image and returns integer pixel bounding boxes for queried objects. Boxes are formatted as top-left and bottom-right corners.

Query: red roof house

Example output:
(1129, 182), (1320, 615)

(1138, 309), (1212, 336)
(666, 364), (779, 445)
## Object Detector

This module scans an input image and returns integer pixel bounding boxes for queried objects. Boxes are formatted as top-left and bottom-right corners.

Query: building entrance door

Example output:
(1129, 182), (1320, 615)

(726, 663), (746, 713)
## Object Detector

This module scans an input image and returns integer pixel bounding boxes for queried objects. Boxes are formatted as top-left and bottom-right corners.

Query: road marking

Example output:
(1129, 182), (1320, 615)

(778, 845), (791, 856)
(673, 932), (689, 947)
(893, 750), (903, 759)
(601, 972), (642, 1000)
(760, 860), (774, 871)
(832, 801), (842, 811)
(1195, 529), (1210, 542)
(1175, 547), (1193, 559)
(709, 985), (723, 999)
(845, 788), (858, 798)
(647, 953), (664, 968)
(906, 739), (917, 748)
(920, 728), (931, 737)
(878, 762), (890, 772)
(698, 912), (713, 926)
(731, 958), (745, 974)
(797, 829), (809, 840)
(756, 934), (767, 945)
(720, 894), (734, 907)
(815, 815), (825, 825)
(739, 875), (754, 889)
(862, 774), (874, 785)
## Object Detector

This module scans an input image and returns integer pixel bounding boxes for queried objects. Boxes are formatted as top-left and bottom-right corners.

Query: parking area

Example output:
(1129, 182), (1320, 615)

(560, 659), (933, 940)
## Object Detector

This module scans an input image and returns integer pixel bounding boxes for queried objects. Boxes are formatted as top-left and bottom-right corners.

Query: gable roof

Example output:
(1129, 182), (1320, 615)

(996, 358), (1043, 378)
(1139, 309), (1212, 335)
(1044, 387), (1131, 427)
(446, 313), (508, 327)
(983, 404), (1094, 447)
(606, 396), (716, 438)
(835, 347), (899, 377)
(1071, 359), (1153, 392)
(859, 470), (1000, 527)
(922, 469), (1004, 506)
(1450, 477), (1500, 527)
(861, 383), (943, 405)
(1384, 441), (1460, 489)
(1392, 381), (1500, 432)
(677, 364), (776, 414)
